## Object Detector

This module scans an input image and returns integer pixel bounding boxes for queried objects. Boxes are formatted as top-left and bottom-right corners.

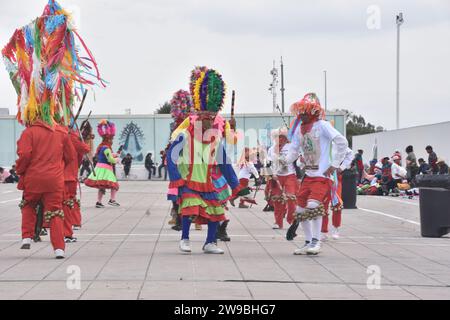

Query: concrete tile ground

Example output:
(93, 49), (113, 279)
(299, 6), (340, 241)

(1, 181), (449, 300)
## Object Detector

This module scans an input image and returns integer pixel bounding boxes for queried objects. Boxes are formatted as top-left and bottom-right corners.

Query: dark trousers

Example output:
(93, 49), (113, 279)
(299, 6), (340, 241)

(80, 166), (91, 178)
(158, 164), (167, 180)
(124, 166), (131, 176)
(146, 166), (156, 179)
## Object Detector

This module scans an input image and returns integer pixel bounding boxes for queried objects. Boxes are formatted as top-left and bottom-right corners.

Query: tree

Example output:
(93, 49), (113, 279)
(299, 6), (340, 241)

(155, 102), (172, 114)
(336, 109), (384, 148)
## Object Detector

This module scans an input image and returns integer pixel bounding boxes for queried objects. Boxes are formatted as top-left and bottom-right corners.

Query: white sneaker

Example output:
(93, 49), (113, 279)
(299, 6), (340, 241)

(21, 238), (32, 250)
(293, 242), (310, 255)
(203, 243), (224, 254)
(306, 239), (321, 255)
(272, 224), (280, 230)
(321, 233), (329, 241)
(331, 227), (340, 240)
(179, 239), (191, 253)
(54, 249), (65, 259)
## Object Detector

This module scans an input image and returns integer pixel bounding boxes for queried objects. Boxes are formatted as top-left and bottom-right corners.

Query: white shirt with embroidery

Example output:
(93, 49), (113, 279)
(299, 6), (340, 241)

(286, 120), (348, 179)
(268, 144), (296, 176)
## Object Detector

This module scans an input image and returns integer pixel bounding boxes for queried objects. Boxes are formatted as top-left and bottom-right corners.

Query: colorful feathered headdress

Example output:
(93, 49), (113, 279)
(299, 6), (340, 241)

(97, 119), (115, 138)
(189, 66), (226, 113)
(2, 0), (106, 126)
(170, 89), (193, 120)
(290, 93), (324, 119)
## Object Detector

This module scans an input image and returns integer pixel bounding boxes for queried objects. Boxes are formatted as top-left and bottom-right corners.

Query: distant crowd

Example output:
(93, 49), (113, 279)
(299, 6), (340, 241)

(353, 145), (448, 196)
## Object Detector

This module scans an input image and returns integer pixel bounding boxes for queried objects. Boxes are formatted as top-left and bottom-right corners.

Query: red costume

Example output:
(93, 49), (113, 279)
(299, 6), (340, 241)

(16, 121), (75, 251)
(60, 126), (90, 239)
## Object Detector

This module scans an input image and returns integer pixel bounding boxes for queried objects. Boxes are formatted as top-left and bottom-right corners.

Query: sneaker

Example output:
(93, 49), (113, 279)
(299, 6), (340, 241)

(64, 237), (77, 243)
(331, 227), (340, 240)
(306, 239), (321, 255)
(108, 200), (120, 207)
(286, 220), (299, 241)
(179, 239), (191, 253)
(321, 233), (329, 241)
(272, 224), (280, 230)
(96, 202), (105, 208)
(203, 242), (224, 254)
(54, 249), (65, 259)
(40, 228), (48, 236)
(294, 242), (311, 255)
(21, 238), (31, 250)
(238, 203), (249, 209)
(73, 225), (81, 231)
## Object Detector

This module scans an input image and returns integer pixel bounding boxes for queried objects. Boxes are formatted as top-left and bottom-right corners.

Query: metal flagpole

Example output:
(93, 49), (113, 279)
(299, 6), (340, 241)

(396, 12), (404, 129)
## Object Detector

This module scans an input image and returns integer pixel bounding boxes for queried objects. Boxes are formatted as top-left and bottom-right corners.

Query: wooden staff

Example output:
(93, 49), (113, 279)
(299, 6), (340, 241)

(70, 90), (88, 129)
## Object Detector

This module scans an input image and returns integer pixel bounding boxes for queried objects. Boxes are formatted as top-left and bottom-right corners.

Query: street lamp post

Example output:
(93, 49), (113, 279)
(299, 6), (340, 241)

(396, 12), (404, 130)
(280, 56), (285, 113)
(324, 70), (328, 111)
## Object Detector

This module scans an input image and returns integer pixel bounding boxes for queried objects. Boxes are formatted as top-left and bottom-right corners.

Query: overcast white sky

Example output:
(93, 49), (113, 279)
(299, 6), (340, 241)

(0, 0), (449, 130)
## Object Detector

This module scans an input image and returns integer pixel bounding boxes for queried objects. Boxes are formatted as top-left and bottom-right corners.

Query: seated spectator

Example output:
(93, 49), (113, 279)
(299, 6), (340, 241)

(121, 153), (133, 178)
(0, 167), (11, 183)
(380, 157), (395, 195)
(437, 159), (449, 175)
(391, 156), (407, 188)
(145, 152), (156, 180)
(367, 159), (378, 175)
(7, 165), (19, 183)
(418, 158), (430, 175)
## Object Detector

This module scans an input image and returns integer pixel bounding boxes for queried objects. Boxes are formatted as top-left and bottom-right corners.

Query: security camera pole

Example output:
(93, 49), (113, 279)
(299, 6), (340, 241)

(396, 12), (404, 129)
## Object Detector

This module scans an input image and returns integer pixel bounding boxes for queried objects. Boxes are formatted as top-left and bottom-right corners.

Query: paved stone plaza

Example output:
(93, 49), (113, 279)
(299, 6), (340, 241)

(0, 181), (449, 300)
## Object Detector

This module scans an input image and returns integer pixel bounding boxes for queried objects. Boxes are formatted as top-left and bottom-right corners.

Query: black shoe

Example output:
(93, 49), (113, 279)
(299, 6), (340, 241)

(217, 220), (231, 242)
(172, 215), (182, 231)
(33, 236), (41, 243)
(96, 202), (105, 208)
(40, 228), (48, 236)
(263, 204), (271, 212)
(108, 200), (120, 207)
(286, 220), (299, 241)
(171, 225), (182, 231)
(64, 237), (78, 243)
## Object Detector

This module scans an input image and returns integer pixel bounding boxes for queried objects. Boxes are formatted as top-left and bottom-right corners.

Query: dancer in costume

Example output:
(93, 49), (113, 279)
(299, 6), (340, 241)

(60, 124), (90, 242)
(2, 1), (105, 258)
(234, 147), (259, 209)
(167, 90), (194, 231)
(267, 127), (297, 230)
(85, 120), (120, 208)
(167, 66), (241, 254)
(284, 93), (348, 255)
(321, 147), (353, 240)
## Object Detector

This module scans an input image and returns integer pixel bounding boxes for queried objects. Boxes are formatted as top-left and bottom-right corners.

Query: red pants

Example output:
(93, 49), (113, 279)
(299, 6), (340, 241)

(264, 181), (273, 207)
(271, 174), (297, 228)
(296, 176), (332, 208)
(239, 178), (252, 204)
(22, 191), (65, 250)
(63, 181), (80, 238)
(322, 174), (343, 233)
